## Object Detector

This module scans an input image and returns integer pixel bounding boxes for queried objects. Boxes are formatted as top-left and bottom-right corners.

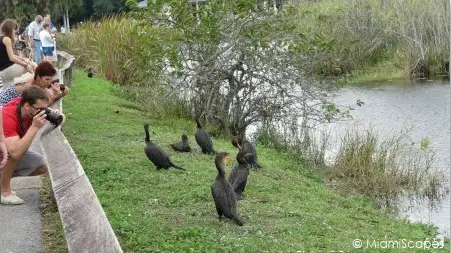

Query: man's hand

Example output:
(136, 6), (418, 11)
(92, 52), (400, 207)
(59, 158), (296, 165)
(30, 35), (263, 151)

(0, 141), (8, 168)
(32, 110), (47, 129)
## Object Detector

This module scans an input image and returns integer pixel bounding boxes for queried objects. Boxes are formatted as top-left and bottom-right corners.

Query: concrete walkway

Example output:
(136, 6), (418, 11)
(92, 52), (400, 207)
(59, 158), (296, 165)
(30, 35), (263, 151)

(0, 176), (42, 253)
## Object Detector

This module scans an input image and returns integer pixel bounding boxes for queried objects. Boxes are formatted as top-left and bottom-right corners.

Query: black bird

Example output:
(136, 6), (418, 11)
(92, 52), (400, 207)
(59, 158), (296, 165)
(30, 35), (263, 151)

(195, 119), (216, 154)
(170, 134), (191, 152)
(228, 152), (252, 200)
(87, 68), (93, 78)
(143, 123), (186, 171)
(232, 136), (261, 170)
(211, 152), (244, 226)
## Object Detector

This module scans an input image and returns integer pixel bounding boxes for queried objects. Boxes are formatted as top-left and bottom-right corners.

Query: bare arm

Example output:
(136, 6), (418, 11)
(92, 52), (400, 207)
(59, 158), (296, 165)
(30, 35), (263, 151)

(2, 37), (30, 67)
(5, 126), (39, 160)
(4, 110), (46, 160)
(47, 83), (70, 104)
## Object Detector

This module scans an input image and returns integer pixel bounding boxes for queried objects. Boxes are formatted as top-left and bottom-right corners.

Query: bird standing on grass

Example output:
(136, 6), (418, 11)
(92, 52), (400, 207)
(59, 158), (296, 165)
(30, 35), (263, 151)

(87, 68), (93, 78)
(232, 136), (261, 170)
(143, 123), (186, 171)
(211, 152), (244, 226)
(228, 152), (253, 200)
(195, 119), (216, 154)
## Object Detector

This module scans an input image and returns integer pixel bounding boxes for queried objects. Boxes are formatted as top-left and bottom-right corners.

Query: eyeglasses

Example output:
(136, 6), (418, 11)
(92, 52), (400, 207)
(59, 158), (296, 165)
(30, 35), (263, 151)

(30, 104), (46, 116)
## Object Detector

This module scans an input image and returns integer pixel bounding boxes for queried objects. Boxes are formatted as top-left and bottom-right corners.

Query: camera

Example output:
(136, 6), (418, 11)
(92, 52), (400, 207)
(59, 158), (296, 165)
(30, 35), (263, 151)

(51, 79), (65, 91)
(14, 40), (27, 50)
(43, 108), (64, 126)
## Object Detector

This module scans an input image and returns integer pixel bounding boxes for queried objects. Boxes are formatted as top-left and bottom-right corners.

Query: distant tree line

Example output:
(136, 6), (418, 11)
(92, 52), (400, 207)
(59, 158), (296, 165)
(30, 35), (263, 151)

(0, 0), (128, 27)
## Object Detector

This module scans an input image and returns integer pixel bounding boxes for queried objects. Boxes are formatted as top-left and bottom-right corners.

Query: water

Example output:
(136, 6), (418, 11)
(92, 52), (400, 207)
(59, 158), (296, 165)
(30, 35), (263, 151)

(247, 79), (450, 236)
(328, 80), (450, 236)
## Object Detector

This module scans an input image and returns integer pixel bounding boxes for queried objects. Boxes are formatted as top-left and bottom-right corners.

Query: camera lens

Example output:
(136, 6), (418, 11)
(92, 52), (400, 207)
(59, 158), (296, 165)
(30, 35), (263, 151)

(60, 84), (65, 91)
(44, 108), (63, 126)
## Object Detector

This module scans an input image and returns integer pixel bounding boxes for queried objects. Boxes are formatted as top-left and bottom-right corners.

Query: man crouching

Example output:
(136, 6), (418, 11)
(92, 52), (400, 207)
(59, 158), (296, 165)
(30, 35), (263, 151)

(0, 86), (52, 204)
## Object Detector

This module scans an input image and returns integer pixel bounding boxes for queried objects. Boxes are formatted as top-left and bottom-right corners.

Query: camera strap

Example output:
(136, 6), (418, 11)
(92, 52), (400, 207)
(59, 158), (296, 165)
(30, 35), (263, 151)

(16, 104), (26, 137)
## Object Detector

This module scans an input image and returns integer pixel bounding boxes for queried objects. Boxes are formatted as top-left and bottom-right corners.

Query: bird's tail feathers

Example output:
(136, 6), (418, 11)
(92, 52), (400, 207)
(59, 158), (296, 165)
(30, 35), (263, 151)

(171, 163), (186, 171)
(232, 215), (244, 226)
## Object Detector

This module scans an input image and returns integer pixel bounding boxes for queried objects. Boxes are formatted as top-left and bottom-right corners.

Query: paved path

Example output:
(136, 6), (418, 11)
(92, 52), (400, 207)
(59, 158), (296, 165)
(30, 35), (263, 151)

(0, 176), (42, 253)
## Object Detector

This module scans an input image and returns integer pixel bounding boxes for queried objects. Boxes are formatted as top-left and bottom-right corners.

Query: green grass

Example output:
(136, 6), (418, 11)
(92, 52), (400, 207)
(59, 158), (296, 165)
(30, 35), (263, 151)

(336, 60), (408, 86)
(49, 70), (449, 252)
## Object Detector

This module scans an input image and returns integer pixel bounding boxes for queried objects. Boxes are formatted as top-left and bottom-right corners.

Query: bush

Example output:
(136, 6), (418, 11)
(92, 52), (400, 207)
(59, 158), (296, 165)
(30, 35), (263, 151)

(295, 0), (450, 78)
(58, 14), (178, 87)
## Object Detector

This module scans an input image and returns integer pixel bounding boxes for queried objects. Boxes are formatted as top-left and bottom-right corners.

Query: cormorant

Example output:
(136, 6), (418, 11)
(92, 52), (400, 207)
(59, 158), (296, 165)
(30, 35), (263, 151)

(143, 123), (186, 171)
(232, 136), (261, 170)
(211, 152), (244, 226)
(170, 134), (191, 152)
(195, 119), (216, 154)
(87, 68), (93, 78)
(228, 152), (252, 200)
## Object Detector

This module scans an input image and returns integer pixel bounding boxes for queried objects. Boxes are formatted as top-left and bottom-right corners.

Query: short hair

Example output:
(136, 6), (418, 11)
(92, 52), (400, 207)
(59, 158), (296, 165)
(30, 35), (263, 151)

(20, 86), (49, 106)
(34, 61), (57, 80)
(42, 22), (50, 29)
(35, 15), (43, 23)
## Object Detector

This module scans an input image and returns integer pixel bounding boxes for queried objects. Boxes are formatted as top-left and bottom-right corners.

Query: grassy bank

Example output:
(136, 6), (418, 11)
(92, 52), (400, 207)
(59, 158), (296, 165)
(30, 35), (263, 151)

(336, 60), (408, 85)
(295, 0), (449, 82)
(40, 70), (449, 252)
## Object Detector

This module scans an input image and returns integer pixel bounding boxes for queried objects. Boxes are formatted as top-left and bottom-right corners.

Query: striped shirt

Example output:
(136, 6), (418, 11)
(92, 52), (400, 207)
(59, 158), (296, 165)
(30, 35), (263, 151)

(27, 21), (42, 40)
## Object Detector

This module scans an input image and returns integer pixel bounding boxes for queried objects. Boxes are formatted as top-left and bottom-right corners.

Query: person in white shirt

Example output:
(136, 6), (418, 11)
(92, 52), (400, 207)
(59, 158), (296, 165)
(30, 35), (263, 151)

(27, 15), (43, 64)
(39, 22), (55, 63)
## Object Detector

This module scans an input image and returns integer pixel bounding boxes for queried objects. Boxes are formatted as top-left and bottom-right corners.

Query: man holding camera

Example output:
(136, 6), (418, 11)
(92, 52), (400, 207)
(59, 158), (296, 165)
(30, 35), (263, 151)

(0, 86), (51, 204)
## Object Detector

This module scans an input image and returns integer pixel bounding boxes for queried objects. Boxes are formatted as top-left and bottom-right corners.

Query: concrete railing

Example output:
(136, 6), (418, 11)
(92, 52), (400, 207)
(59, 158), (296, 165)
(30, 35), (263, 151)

(37, 51), (123, 253)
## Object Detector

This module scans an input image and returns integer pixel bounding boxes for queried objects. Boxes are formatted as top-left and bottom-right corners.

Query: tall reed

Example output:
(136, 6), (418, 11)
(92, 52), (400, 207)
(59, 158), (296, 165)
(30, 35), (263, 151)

(58, 14), (172, 87)
(295, 0), (450, 78)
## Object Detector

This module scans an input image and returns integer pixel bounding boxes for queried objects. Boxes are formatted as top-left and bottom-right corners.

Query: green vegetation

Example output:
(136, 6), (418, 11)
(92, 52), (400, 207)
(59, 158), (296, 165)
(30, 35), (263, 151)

(45, 70), (448, 252)
(294, 0), (449, 82)
(0, 0), (127, 25)
(51, 1), (449, 250)
(58, 15), (173, 88)
(335, 60), (408, 85)
(327, 129), (446, 203)
(58, 0), (449, 87)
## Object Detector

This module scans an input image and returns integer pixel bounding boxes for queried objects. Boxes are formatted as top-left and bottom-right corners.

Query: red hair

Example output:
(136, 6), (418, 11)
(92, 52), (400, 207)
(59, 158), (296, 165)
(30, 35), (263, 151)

(34, 61), (56, 80)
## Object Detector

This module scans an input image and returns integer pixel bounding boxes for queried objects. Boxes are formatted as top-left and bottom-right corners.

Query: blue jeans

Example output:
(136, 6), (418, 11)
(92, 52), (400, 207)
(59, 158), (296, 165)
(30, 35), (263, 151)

(33, 40), (42, 64)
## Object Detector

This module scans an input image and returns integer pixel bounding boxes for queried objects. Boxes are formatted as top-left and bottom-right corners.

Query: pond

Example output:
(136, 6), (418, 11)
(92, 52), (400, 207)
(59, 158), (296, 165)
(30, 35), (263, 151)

(328, 80), (450, 237)
(247, 79), (450, 237)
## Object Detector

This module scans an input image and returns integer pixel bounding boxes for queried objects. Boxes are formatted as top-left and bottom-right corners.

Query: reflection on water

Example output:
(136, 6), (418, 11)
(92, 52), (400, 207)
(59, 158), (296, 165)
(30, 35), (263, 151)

(329, 81), (450, 237)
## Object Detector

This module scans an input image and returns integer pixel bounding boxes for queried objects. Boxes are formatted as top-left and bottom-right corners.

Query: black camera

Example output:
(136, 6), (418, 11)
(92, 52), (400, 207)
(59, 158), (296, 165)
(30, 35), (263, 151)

(51, 79), (65, 91)
(14, 41), (27, 50)
(43, 108), (64, 126)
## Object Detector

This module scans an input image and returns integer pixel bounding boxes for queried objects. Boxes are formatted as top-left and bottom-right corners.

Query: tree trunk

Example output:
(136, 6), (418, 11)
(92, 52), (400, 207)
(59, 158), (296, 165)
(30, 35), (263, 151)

(63, 13), (67, 32)
(66, 8), (70, 33)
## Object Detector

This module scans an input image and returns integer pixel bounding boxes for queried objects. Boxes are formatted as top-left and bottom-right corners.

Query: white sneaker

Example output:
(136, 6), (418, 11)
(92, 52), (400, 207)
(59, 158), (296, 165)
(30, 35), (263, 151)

(1, 193), (24, 205)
